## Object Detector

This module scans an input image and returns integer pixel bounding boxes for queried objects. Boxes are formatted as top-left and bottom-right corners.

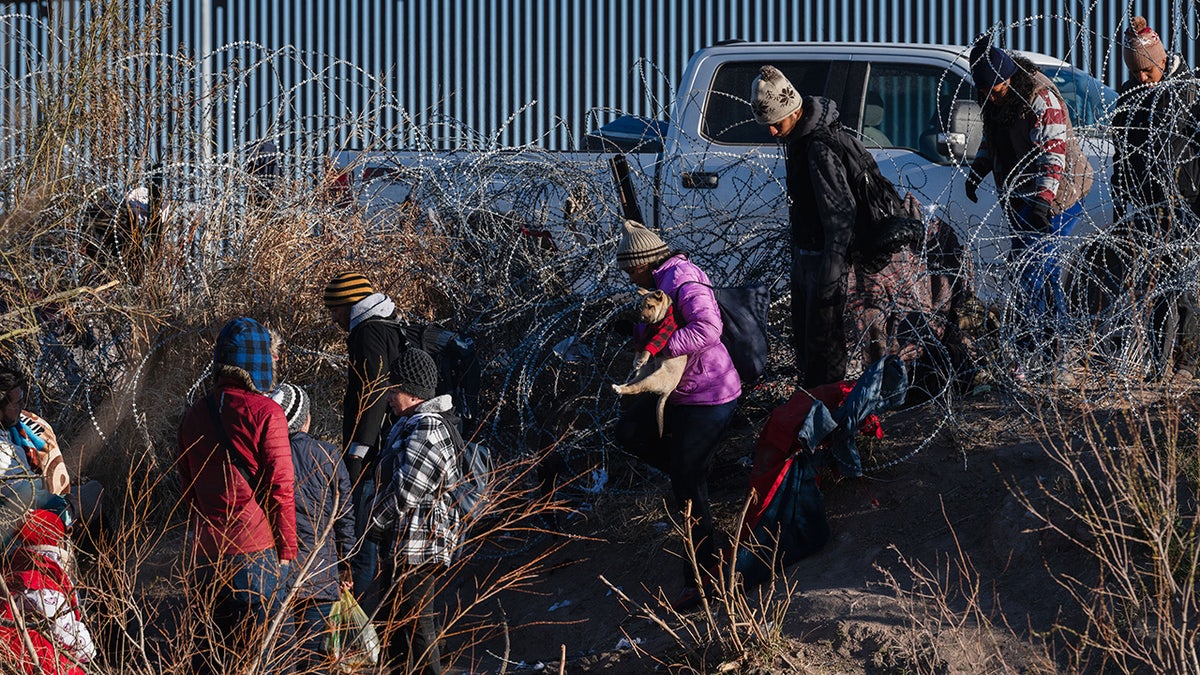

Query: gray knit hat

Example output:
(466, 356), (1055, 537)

(616, 219), (670, 271)
(269, 383), (310, 434)
(751, 65), (803, 125)
(388, 348), (438, 400)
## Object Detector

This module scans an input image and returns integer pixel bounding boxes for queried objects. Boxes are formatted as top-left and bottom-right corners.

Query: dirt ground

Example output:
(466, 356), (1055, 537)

(439, 387), (1094, 674)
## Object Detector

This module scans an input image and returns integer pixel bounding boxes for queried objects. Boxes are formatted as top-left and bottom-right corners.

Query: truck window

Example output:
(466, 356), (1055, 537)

(702, 61), (831, 144)
(862, 62), (971, 161)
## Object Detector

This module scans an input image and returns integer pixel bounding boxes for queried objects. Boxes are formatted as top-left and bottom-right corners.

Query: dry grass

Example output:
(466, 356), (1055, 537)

(5, 3), (1200, 673)
(597, 497), (806, 674)
(872, 382), (1200, 674)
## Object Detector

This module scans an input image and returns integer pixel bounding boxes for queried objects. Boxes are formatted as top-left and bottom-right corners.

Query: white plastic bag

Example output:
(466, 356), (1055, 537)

(326, 588), (381, 669)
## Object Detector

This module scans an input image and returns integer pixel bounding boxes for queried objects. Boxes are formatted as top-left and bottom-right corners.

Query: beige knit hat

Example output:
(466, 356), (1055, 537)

(616, 219), (670, 271)
(1123, 16), (1168, 73)
(751, 65), (803, 125)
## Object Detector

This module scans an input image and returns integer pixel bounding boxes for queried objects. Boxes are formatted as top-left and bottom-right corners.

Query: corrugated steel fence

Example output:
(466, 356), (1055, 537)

(1, 0), (1198, 153)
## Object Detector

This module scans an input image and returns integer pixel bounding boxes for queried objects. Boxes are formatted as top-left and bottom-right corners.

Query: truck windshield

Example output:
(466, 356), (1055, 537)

(701, 61), (831, 144)
(1036, 64), (1117, 127)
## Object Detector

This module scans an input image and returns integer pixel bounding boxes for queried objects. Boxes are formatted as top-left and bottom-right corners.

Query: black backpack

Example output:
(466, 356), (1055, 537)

(388, 321), (482, 427)
(678, 280), (770, 387)
(809, 124), (925, 274)
(435, 413), (493, 525)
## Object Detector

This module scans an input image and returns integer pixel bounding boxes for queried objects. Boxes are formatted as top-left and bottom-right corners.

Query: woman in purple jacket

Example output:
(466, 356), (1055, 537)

(613, 220), (742, 610)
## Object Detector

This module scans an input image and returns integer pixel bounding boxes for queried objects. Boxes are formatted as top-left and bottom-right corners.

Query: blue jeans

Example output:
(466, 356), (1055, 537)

(293, 598), (334, 674)
(190, 550), (292, 675)
(1010, 201), (1082, 327)
(616, 396), (739, 585)
(351, 476), (381, 614)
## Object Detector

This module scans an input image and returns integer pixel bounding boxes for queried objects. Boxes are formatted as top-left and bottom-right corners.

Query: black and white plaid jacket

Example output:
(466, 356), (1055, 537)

(370, 395), (462, 566)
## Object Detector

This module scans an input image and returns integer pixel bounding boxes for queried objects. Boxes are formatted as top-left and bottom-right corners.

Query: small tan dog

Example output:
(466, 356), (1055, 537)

(612, 289), (687, 437)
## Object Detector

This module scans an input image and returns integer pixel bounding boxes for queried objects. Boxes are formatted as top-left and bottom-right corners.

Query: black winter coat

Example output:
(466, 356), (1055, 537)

(784, 96), (858, 386)
(784, 96), (857, 254)
(288, 431), (355, 601)
(1112, 54), (1200, 224)
(343, 316), (410, 462)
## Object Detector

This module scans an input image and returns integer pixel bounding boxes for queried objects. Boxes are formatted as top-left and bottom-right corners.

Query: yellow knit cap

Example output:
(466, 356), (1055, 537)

(323, 272), (374, 307)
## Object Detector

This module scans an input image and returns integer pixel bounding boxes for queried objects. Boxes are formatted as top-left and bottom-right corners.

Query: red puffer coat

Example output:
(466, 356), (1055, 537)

(177, 378), (297, 560)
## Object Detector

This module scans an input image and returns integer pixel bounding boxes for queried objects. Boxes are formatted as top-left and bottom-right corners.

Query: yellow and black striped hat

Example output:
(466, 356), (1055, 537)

(323, 271), (374, 307)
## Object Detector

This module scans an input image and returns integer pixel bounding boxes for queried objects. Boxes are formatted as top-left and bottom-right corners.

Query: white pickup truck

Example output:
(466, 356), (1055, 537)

(339, 40), (1117, 295)
(646, 40), (1117, 291)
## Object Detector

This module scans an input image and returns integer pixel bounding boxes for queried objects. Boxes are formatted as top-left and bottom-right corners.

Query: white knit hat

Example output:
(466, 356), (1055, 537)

(269, 383), (310, 434)
(616, 219), (670, 271)
(750, 65), (803, 125)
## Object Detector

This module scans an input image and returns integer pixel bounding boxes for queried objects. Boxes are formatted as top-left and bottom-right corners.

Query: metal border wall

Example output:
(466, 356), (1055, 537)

(2, 1), (1198, 153)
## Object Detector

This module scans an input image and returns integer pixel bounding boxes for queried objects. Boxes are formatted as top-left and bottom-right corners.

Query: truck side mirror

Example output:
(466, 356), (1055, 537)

(936, 100), (983, 161)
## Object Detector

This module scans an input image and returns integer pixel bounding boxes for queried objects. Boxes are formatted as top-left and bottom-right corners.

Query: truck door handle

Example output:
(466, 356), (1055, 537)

(681, 171), (718, 189)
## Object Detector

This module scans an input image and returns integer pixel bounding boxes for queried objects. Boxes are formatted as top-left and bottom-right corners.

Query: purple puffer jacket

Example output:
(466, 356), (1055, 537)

(634, 255), (742, 406)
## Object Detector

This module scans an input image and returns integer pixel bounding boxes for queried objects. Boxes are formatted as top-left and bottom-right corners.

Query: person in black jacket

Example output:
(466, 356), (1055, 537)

(1110, 16), (1200, 382)
(271, 383), (356, 672)
(751, 65), (858, 387)
(1113, 16), (1200, 221)
(324, 271), (411, 611)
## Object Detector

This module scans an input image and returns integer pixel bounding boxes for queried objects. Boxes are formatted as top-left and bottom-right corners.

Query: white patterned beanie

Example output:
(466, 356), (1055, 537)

(751, 65), (803, 125)
(269, 383), (310, 434)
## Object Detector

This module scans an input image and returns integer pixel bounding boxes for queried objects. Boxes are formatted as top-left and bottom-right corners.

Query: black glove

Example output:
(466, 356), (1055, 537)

(1016, 198), (1052, 233)
(345, 456), (364, 487)
(366, 517), (387, 543)
(965, 173), (981, 203)
(366, 504), (395, 543)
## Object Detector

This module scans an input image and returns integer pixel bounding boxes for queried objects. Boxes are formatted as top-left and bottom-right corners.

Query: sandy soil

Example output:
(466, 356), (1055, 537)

(439, 388), (1095, 674)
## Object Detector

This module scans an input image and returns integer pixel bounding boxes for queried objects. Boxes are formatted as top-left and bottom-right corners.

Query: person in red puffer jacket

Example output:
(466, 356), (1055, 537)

(177, 317), (297, 675)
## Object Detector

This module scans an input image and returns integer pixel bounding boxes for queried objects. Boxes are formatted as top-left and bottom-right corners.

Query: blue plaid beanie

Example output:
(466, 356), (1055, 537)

(213, 317), (274, 393)
(970, 35), (1017, 91)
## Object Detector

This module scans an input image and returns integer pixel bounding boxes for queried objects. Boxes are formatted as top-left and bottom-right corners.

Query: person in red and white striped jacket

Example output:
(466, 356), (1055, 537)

(0, 509), (94, 674)
(965, 35), (1093, 333)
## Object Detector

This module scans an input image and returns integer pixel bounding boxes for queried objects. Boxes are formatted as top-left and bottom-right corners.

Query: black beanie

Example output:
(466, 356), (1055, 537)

(388, 348), (438, 400)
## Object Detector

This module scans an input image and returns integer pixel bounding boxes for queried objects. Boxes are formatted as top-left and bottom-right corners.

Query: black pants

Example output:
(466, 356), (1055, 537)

(375, 558), (443, 675)
(1147, 292), (1200, 377)
(792, 247), (849, 387)
(616, 394), (738, 586)
(1114, 212), (1200, 377)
